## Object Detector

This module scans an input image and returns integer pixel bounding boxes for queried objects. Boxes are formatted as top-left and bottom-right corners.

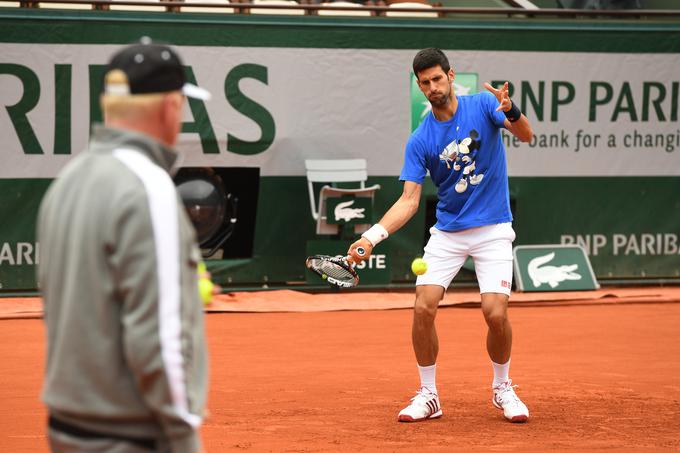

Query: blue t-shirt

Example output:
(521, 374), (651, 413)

(400, 92), (511, 232)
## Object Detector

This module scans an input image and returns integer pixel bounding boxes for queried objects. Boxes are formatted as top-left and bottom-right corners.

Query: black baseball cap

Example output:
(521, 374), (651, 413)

(104, 37), (211, 101)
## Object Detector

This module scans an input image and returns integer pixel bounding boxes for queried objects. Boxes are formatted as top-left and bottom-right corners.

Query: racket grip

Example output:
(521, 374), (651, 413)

(356, 246), (366, 257)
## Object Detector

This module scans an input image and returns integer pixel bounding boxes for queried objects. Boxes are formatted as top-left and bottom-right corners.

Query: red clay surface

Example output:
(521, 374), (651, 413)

(2, 299), (680, 451)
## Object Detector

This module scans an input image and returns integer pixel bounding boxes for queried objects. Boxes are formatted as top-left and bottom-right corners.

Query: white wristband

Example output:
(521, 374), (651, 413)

(361, 224), (389, 247)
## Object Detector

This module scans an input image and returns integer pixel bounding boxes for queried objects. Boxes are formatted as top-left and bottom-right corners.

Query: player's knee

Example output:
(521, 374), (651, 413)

(413, 300), (437, 323)
(483, 309), (507, 333)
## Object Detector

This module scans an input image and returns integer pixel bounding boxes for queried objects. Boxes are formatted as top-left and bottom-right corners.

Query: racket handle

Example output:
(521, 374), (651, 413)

(356, 246), (366, 257)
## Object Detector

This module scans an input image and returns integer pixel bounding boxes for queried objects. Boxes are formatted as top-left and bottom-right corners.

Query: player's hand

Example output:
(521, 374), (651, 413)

(484, 81), (512, 112)
(346, 238), (373, 265)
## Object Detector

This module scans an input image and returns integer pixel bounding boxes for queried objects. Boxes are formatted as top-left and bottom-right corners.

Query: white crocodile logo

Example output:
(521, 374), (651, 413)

(528, 252), (582, 288)
(334, 200), (365, 222)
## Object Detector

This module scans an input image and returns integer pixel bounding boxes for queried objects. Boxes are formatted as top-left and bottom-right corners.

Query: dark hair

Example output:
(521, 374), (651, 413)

(412, 48), (451, 79)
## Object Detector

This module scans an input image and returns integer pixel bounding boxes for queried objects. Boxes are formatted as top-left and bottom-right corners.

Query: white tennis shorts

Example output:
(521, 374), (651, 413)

(416, 222), (516, 295)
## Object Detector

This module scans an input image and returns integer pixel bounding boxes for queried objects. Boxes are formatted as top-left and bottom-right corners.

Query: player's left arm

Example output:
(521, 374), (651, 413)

(484, 81), (533, 143)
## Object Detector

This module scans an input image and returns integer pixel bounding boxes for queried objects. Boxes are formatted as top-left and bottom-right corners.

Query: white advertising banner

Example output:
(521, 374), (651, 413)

(1, 44), (679, 177)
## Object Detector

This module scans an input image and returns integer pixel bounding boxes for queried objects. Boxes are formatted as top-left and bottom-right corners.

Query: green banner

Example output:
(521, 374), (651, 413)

(0, 180), (50, 291)
(514, 245), (599, 292)
(0, 13), (678, 291)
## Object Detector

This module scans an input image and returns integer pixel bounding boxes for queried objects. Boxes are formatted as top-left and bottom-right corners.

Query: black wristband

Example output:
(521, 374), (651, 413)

(504, 101), (522, 123)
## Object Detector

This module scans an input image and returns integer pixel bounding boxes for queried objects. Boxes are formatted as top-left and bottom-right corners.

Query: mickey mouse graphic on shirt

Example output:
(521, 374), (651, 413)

(439, 128), (483, 193)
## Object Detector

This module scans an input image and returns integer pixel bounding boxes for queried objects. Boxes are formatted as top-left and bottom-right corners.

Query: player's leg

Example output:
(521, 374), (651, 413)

(472, 223), (529, 423)
(471, 222), (515, 366)
(397, 284), (444, 422)
(480, 292), (512, 366)
(398, 227), (467, 423)
(412, 284), (445, 369)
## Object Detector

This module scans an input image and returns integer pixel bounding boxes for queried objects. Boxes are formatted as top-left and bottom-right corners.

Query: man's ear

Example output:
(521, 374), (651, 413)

(161, 92), (182, 121)
(166, 92), (183, 111)
(99, 94), (107, 123)
(449, 68), (455, 81)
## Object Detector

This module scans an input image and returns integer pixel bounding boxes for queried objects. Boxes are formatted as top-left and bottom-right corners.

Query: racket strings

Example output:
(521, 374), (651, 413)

(311, 258), (354, 282)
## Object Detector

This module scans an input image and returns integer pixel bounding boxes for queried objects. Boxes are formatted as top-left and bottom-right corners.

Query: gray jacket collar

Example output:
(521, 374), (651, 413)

(90, 125), (180, 174)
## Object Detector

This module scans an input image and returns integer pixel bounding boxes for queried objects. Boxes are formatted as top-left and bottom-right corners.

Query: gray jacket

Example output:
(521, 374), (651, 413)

(38, 126), (208, 452)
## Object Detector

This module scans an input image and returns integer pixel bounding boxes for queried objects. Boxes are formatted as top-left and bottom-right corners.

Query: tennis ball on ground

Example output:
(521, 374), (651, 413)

(411, 257), (428, 276)
(199, 277), (214, 306)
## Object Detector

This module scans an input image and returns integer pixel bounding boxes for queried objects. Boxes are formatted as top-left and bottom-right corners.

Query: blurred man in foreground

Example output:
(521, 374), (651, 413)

(38, 38), (211, 453)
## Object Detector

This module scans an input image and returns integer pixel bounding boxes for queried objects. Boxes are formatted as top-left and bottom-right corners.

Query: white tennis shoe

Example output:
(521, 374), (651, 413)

(492, 380), (529, 423)
(397, 388), (442, 422)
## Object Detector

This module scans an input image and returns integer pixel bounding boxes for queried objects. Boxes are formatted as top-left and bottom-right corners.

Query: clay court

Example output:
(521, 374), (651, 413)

(2, 287), (680, 452)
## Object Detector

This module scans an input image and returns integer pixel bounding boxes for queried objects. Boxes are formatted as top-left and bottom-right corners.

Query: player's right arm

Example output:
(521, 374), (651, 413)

(348, 180), (422, 262)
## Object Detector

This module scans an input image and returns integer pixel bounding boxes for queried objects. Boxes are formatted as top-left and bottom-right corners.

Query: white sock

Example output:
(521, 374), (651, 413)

(492, 359), (511, 387)
(418, 364), (437, 395)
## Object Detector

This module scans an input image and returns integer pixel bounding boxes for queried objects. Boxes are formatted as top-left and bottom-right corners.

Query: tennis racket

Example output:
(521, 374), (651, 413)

(305, 247), (365, 288)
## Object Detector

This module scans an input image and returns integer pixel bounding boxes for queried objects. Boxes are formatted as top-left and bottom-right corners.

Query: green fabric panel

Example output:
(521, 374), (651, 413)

(511, 177), (680, 279)
(0, 179), (51, 291)
(0, 10), (680, 52)
(645, 0), (680, 8)
(207, 175), (680, 285)
(0, 176), (678, 291)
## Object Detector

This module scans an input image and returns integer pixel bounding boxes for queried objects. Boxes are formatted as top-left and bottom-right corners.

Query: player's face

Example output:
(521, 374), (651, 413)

(416, 66), (454, 107)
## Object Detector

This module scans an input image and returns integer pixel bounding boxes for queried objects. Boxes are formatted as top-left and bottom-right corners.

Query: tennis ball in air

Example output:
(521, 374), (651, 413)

(411, 258), (428, 276)
(199, 277), (214, 306)
(197, 261), (213, 305)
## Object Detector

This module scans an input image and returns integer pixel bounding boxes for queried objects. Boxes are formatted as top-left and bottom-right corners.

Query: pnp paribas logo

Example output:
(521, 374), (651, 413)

(410, 72), (478, 132)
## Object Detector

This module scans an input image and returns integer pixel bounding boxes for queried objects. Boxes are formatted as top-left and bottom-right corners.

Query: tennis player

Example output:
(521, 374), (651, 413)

(348, 48), (533, 423)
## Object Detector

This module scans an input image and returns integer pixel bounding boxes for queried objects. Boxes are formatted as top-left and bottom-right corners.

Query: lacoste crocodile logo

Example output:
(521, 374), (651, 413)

(528, 252), (582, 288)
(334, 200), (366, 222)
